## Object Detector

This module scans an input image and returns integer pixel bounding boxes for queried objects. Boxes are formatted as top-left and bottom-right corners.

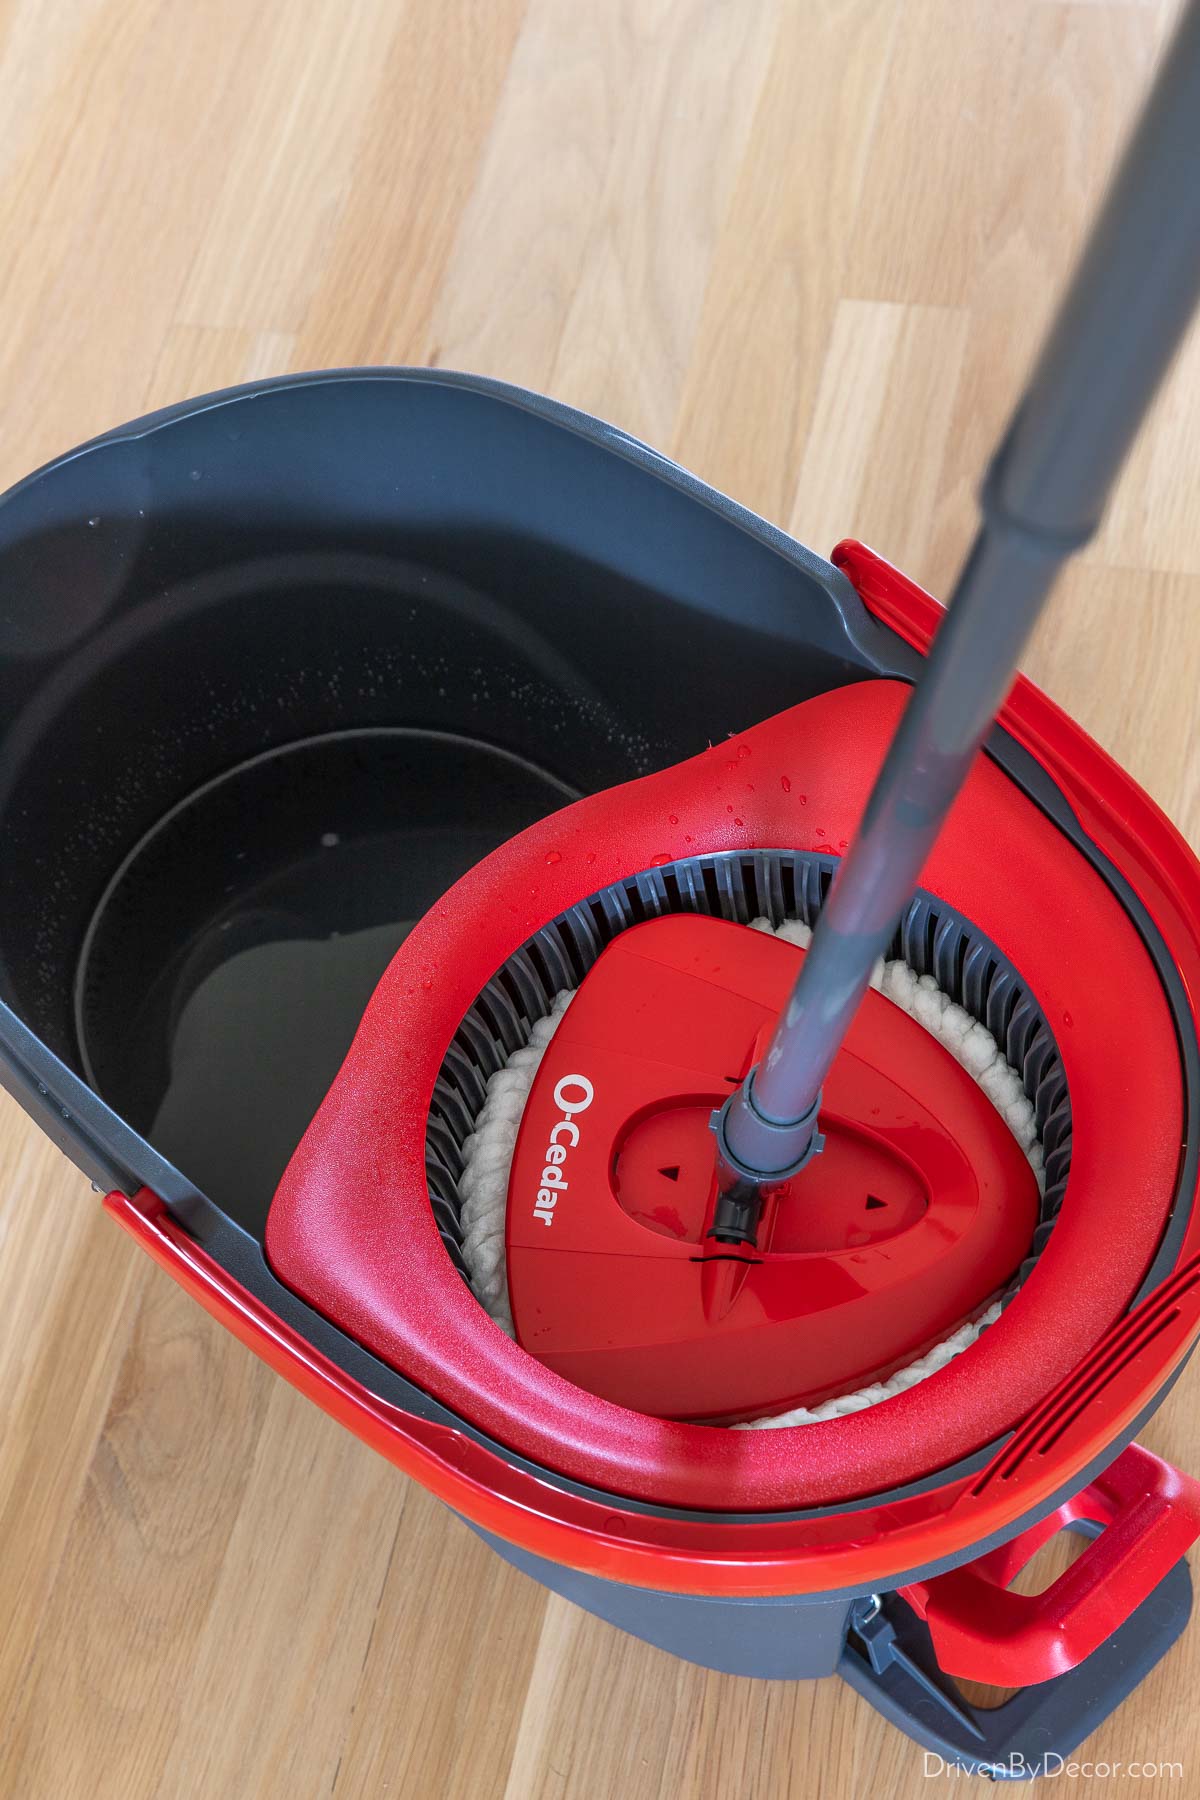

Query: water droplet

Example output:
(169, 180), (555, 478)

(684, 834), (694, 844)
(781, 775), (792, 793)
(816, 827), (825, 837)
(737, 744), (751, 759)
(189, 468), (202, 482)
(545, 850), (562, 865)
(421, 979), (433, 991)
(799, 794), (807, 805)
(650, 853), (670, 867)
(726, 804), (734, 813)
(734, 817), (744, 827)
(1063, 1010), (1073, 1028)
(668, 814), (679, 825)
(320, 831), (340, 848)
(726, 761), (738, 772)
(87, 515), (100, 528)
(586, 852), (597, 865)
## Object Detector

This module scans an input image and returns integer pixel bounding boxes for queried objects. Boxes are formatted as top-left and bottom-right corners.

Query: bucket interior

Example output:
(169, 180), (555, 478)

(0, 374), (893, 1233)
(75, 728), (577, 1233)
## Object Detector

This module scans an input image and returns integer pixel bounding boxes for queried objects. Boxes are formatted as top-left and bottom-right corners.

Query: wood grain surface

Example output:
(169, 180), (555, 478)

(2, 1), (1199, 1794)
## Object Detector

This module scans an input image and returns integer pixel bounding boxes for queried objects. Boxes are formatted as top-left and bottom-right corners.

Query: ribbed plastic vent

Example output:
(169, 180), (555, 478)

(425, 850), (1070, 1299)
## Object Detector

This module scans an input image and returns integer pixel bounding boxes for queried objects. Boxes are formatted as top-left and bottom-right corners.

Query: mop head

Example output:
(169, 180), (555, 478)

(457, 916), (1046, 1427)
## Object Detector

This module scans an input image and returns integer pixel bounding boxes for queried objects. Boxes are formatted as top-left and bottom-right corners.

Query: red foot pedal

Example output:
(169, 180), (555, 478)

(506, 914), (1039, 1422)
(900, 1442), (1200, 1685)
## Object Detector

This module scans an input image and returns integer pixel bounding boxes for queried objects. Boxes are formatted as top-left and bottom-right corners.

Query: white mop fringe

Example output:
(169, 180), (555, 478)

(454, 917), (1044, 1424)
(457, 989), (574, 1338)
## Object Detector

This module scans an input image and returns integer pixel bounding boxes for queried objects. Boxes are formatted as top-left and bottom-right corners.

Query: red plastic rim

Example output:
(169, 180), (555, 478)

(266, 554), (1188, 1515)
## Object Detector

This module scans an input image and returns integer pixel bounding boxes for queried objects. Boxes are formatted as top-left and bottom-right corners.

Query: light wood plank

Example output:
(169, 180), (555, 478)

(428, 0), (781, 444)
(787, 299), (970, 576)
(671, 0), (902, 523)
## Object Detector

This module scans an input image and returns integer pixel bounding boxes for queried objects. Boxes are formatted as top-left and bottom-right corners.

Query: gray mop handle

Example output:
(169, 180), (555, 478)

(718, 0), (1200, 1190)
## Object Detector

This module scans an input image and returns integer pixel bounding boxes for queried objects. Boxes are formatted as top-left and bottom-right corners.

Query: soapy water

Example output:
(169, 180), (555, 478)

(75, 729), (578, 1235)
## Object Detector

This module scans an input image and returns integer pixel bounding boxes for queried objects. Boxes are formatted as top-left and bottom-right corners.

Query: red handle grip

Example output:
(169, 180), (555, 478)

(899, 1442), (1200, 1686)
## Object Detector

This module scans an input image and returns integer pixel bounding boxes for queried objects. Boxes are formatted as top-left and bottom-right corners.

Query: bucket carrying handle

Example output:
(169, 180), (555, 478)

(898, 1442), (1200, 1687)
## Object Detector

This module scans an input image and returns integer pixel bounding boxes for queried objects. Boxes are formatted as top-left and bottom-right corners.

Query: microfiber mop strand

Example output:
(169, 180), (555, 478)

(456, 917), (1045, 1426)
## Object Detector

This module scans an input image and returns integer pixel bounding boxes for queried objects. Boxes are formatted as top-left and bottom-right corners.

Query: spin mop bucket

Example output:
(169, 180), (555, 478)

(2, 375), (1198, 1776)
(6, 8), (1200, 1778)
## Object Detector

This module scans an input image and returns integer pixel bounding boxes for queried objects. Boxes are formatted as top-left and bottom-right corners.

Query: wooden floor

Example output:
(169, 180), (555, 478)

(3, 0), (1200, 1794)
